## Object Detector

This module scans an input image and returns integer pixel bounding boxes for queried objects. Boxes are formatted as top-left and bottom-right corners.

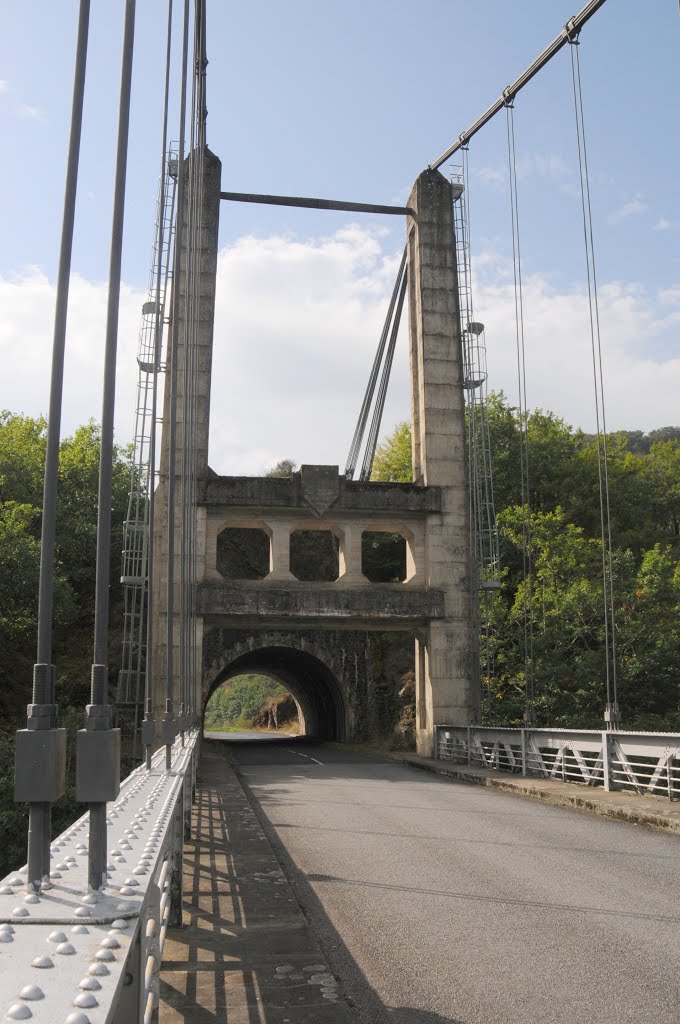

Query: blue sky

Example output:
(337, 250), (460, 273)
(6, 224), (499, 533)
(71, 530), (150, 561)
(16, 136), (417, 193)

(1, 1), (678, 473)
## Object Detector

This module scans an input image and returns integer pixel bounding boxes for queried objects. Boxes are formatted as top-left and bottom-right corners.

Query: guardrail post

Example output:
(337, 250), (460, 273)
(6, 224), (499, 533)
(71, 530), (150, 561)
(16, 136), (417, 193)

(521, 728), (527, 777)
(601, 731), (611, 792)
(143, 878), (162, 1024)
(433, 726), (439, 760)
(110, 919), (143, 1024)
(183, 774), (192, 839)
(169, 790), (184, 926)
(467, 726), (471, 766)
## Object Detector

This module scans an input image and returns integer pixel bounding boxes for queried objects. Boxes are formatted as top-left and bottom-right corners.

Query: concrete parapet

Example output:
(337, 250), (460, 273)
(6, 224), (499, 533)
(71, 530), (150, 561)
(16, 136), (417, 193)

(196, 581), (445, 627)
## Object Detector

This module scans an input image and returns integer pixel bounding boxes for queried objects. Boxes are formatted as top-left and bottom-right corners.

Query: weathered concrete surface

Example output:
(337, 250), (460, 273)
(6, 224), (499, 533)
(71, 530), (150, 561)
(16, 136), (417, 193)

(152, 147), (222, 731)
(383, 750), (680, 833)
(407, 170), (477, 754)
(151, 159), (479, 757)
(197, 581), (444, 626)
(159, 750), (353, 1023)
(199, 472), (442, 513)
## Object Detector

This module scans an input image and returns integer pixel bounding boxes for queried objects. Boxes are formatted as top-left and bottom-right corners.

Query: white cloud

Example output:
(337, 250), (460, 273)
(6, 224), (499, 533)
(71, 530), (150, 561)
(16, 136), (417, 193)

(0, 80), (9, 95)
(517, 152), (572, 180)
(477, 165), (505, 189)
(658, 285), (680, 306)
(474, 255), (680, 432)
(16, 103), (44, 120)
(654, 217), (675, 232)
(209, 227), (408, 474)
(1, 229), (679, 480)
(477, 152), (573, 192)
(0, 268), (144, 443)
(607, 196), (648, 225)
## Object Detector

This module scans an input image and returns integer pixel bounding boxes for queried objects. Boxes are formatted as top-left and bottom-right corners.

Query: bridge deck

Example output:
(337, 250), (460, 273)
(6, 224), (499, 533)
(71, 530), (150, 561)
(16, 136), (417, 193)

(159, 749), (351, 1022)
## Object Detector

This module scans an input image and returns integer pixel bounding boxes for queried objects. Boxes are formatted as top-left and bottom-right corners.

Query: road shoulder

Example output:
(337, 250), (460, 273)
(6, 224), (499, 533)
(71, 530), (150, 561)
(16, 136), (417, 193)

(374, 749), (680, 834)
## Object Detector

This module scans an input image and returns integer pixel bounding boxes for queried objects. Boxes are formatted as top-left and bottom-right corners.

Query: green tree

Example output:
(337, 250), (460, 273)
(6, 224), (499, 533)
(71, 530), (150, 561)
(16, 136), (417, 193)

(371, 422), (412, 482)
(645, 440), (680, 540)
(204, 675), (287, 728)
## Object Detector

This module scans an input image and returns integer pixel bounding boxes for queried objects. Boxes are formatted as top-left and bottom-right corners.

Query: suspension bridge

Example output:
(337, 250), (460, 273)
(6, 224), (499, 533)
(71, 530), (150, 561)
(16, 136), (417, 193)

(2, 1), (680, 1021)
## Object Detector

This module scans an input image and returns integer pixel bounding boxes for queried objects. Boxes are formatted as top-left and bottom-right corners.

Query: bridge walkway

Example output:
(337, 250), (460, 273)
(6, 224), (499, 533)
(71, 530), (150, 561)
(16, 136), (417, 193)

(382, 750), (680, 833)
(158, 747), (352, 1023)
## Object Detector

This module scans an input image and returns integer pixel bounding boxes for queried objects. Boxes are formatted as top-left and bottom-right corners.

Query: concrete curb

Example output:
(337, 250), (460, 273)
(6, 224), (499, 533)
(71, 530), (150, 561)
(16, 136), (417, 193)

(381, 751), (680, 835)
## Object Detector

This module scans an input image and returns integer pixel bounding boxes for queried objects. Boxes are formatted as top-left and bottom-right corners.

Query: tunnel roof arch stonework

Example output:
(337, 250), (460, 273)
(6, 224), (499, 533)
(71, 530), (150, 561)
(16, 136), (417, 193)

(202, 627), (376, 742)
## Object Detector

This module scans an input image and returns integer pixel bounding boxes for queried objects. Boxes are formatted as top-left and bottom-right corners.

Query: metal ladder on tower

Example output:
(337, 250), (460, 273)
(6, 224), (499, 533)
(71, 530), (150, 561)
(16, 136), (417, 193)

(452, 169), (501, 722)
(116, 148), (178, 756)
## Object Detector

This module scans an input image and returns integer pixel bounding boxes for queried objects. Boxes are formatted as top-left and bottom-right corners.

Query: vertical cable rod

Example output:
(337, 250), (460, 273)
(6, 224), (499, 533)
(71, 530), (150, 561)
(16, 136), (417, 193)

(22, 0), (90, 893)
(143, 0), (175, 769)
(165, 0), (191, 769)
(86, 0), (136, 892)
(505, 101), (535, 723)
(568, 34), (618, 723)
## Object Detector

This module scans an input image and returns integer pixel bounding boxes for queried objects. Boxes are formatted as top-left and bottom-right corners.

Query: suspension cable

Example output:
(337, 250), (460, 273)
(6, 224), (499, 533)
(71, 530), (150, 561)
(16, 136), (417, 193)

(22, 0), (91, 894)
(345, 247), (407, 479)
(505, 101), (535, 722)
(165, 0), (191, 769)
(359, 265), (408, 481)
(568, 33), (618, 722)
(143, 0), (174, 769)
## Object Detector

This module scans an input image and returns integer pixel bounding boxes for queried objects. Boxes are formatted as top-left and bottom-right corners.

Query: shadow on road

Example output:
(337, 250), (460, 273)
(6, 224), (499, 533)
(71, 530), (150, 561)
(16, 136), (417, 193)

(159, 748), (466, 1023)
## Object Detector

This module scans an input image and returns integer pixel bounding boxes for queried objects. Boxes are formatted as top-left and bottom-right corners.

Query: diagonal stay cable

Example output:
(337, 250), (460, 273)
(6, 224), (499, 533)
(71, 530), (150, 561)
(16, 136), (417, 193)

(345, 246), (407, 479)
(359, 266), (408, 482)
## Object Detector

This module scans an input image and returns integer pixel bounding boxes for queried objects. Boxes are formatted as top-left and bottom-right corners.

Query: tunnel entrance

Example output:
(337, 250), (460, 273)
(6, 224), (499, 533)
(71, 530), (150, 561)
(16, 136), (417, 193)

(203, 644), (347, 741)
(204, 673), (300, 733)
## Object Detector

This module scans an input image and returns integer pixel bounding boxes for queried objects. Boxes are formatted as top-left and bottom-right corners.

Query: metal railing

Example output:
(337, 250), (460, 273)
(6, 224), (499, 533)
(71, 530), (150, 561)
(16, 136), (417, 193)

(435, 725), (680, 800)
(0, 729), (199, 1024)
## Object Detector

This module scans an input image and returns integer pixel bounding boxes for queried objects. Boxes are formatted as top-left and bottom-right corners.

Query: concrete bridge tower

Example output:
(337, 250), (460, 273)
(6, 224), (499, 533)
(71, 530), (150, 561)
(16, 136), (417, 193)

(406, 169), (477, 752)
(152, 154), (477, 755)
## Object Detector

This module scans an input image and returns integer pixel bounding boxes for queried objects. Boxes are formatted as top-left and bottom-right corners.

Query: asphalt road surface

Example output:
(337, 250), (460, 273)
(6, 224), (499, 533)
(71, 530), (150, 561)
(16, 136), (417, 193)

(212, 733), (680, 1024)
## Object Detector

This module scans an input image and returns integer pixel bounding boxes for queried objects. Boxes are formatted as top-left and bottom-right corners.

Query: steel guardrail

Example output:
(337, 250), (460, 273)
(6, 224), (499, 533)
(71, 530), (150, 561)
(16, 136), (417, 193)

(0, 728), (199, 1024)
(435, 725), (680, 800)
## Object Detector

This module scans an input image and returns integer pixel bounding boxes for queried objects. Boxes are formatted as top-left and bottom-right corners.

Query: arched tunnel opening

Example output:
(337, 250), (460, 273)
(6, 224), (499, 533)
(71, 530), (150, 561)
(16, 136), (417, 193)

(203, 645), (347, 742)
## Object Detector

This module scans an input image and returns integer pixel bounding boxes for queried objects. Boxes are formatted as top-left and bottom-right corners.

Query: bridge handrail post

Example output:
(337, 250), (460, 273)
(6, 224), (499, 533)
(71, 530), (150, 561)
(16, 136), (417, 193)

(183, 773), (192, 839)
(169, 782), (185, 927)
(521, 728), (527, 777)
(467, 725), (472, 766)
(601, 730), (611, 792)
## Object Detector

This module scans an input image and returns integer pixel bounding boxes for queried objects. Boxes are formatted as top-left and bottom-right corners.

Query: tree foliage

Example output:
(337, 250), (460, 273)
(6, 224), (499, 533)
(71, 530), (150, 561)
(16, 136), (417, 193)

(204, 675), (289, 729)
(0, 412), (131, 876)
(374, 399), (680, 729)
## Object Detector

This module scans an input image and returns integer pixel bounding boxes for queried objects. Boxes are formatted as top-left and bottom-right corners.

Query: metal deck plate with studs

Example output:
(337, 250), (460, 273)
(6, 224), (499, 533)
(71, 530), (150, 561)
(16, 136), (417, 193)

(0, 731), (198, 1023)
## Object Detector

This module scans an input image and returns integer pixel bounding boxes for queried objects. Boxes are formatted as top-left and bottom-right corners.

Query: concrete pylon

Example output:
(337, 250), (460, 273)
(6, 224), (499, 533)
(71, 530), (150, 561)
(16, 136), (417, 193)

(406, 169), (478, 755)
(151, 147), (222, 732)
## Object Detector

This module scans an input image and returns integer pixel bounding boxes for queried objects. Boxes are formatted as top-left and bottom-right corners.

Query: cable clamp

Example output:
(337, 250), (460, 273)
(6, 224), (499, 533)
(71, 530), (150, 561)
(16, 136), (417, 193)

(565, 19), (580, 43)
